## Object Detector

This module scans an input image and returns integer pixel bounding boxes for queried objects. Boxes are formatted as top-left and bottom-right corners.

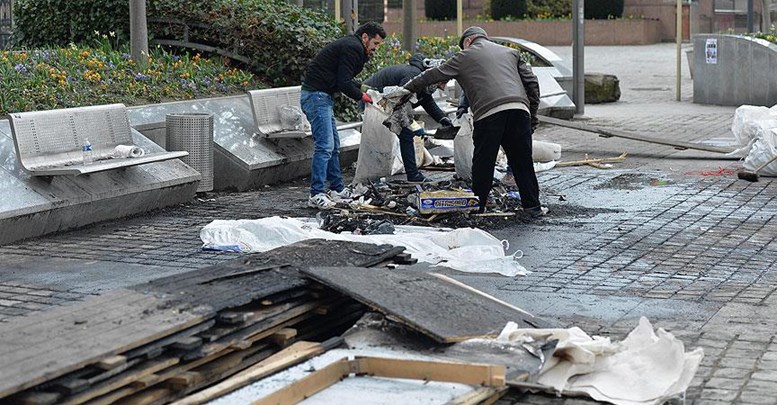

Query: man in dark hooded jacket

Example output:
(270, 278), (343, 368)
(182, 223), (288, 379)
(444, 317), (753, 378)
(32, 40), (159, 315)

(362, 54), (453, 182)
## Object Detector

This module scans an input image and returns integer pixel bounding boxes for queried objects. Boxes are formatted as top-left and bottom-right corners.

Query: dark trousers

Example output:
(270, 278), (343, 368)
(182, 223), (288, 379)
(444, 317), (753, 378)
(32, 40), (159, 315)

(472, 109), (541, 211)
(398, 127), (423, 181)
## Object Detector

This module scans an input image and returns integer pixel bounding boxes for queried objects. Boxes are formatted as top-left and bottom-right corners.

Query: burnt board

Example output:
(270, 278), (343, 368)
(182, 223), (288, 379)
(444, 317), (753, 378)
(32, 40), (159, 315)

(302, 267), (549, 343)
(0, 240), (403, 399)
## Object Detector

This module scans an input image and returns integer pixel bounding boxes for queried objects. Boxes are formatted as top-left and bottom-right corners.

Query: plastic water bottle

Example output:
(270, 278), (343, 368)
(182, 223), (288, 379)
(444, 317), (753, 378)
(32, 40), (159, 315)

(82, 138), (93, 165)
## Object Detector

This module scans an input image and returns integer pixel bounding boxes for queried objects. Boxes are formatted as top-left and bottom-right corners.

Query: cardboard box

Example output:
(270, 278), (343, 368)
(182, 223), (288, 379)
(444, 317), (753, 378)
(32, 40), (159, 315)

(416, 190), (480, 214)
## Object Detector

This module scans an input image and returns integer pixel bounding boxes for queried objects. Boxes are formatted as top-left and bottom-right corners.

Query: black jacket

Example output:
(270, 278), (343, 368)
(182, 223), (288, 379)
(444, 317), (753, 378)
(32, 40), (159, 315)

(302, 34), (367, 101)
(363, 54), (447, 123)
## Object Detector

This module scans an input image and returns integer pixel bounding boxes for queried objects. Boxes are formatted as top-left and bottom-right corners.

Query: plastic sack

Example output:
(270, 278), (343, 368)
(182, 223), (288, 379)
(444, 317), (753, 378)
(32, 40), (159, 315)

(454, 113), (475, 181)
(731, 105), (777, 146)
(729, 105), (777, 157)
(533, 140), (562, 162)
(353, 103), (398, 184)
(743, 127), (777, 176)
(278, 105), (310, 132)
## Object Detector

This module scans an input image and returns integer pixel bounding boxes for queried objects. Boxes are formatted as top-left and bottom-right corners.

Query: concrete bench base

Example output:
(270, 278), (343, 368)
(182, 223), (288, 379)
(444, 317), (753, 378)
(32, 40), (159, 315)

(0, 121), (201, 246)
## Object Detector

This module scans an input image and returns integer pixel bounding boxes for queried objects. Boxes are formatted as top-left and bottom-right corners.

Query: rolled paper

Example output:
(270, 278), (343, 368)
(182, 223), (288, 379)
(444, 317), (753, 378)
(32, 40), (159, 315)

(113, 145), (145, 158)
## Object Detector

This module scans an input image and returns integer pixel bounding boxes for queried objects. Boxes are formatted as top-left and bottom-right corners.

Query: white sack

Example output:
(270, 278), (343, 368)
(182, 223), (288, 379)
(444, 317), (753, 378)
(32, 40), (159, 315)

(533, 140), (562, 162)
(491, 317), (703, 405)
(200, 216), (527, 276)
(354, 103), (397, 184)
(454, 113), (475, 181)
(743, 128), (777, 176)
(730, 104), (777, 157)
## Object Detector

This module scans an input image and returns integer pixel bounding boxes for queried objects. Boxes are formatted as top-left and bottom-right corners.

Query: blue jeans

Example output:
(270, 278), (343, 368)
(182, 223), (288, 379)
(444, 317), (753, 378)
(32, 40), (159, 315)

(300, 90), (344, 196)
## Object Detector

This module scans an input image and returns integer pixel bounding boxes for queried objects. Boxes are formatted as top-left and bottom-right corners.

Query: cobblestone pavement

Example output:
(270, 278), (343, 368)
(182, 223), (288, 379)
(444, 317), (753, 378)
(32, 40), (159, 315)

(1, 44), (776, 404)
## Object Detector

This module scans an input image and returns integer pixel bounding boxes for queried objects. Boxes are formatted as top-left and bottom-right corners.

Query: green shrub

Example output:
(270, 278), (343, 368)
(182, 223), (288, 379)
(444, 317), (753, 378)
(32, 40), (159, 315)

(584, 0), (624, 19)
(149, 0), (341, 87)
(0, 38), (260, 115)
(527, 0), (571, 19)
(424, 0), (456, 20)
(13, 0), (342, 88)
(12, 0), (130, 47)
(491, 0), (528, 20)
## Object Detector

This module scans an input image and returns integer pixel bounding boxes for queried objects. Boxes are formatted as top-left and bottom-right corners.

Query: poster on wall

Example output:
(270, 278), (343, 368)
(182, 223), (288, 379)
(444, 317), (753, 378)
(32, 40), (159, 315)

(705, 38), (718, 64)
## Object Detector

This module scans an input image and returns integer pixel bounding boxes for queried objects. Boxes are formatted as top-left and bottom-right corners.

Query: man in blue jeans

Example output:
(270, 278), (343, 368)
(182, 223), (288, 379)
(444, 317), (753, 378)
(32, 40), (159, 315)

(300, 22), (386, 210)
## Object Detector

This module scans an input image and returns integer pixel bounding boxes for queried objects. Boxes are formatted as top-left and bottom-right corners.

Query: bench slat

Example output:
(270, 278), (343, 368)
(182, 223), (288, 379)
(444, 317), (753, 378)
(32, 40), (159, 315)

(9, 104), (189, 176)
(23, 151), (190, 176)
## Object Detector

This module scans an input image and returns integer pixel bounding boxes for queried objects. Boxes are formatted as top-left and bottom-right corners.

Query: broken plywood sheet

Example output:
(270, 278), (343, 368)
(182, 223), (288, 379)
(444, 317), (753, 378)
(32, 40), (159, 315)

(0, 289), (208, 398)
(302, 267), (549, 343)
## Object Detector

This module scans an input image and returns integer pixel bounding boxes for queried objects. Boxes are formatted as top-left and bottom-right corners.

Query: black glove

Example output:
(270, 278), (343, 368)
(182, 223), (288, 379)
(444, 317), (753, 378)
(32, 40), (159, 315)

(456, 107), (468, 119)
(439, 117), (453, 127)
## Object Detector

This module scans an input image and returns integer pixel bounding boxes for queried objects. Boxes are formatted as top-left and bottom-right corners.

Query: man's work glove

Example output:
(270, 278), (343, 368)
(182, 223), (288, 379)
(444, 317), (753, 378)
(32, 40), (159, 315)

(456, 106), (468, 119)
(361, 92), (373, 104)
(439, 117), (453, 127)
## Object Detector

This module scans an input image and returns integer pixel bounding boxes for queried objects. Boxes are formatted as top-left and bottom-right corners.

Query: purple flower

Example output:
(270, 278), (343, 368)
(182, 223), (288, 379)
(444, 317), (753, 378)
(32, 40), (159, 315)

(14, 64), (27, 73)
(121, 53), (131, 60)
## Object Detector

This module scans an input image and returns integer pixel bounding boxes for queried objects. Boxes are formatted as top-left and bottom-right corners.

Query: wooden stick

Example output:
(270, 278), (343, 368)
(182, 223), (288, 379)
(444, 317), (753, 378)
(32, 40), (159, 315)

(171, 338), (341, 405)
(555, 152), (628, 167)
(539, 116), (736, 154)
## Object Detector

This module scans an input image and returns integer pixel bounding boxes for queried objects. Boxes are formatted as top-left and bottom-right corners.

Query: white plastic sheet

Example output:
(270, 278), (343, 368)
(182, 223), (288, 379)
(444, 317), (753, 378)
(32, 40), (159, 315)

(200, 216), (527, 276)
(489, 317), (703, 405)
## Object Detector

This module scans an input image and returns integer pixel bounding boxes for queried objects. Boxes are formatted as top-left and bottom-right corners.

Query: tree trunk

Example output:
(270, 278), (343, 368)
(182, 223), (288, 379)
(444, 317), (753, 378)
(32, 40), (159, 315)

(130, 0), (149, 66)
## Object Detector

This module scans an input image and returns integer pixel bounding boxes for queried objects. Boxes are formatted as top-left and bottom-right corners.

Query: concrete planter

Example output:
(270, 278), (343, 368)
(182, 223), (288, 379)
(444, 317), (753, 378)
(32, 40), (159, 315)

(693, 34), (777, 106)
(381, 19), (663, 45)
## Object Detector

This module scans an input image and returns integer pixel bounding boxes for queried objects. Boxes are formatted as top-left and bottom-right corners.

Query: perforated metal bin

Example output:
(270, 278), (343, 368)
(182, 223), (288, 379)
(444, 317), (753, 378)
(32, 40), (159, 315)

(165, 113), (214, 192)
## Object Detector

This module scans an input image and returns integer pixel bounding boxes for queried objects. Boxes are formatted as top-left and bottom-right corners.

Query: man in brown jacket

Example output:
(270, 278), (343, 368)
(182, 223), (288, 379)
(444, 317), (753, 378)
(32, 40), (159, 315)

(404, 26), (547, 216)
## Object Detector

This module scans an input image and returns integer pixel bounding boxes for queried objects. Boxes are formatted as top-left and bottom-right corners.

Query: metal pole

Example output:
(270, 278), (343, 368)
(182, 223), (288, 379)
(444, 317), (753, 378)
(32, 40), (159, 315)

(335, 0), (341, 23)
(129, 0), (148, 66)
(676, 0), (682, 101)
(572, 0), (585, 115)
(747, 0), (754, 32)
(342, 0), (358, 33)
(457, 0), (463, 36)
(402, 0), (416, 51)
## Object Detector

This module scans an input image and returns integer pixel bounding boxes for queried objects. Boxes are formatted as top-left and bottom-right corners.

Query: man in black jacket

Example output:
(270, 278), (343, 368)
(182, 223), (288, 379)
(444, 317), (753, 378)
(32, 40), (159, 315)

(301, 22), (386, 209)
(363, 54), (453, 182)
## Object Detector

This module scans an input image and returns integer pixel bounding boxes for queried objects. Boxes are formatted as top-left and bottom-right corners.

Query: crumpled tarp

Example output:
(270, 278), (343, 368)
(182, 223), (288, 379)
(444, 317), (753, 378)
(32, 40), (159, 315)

(492, 317), (703, 405)
(200, 216), (527, 276)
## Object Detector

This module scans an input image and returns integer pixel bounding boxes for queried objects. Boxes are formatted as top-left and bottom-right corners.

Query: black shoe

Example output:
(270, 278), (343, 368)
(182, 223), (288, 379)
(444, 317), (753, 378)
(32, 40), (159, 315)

(407, 174), (426, 183)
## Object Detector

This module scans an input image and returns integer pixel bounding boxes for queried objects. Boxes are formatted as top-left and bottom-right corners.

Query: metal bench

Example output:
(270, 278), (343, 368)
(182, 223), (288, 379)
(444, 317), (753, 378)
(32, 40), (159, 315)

(8, 104), (189, 176)
(248, 86), (361, 139)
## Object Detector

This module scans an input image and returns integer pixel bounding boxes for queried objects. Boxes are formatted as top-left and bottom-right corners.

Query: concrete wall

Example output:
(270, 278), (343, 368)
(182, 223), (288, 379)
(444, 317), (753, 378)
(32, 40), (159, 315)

(693, 34), (777, 107)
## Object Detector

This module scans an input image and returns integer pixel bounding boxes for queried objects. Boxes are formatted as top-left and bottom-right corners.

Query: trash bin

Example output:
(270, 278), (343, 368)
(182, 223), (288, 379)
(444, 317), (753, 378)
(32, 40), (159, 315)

(166, 113), (214, 192)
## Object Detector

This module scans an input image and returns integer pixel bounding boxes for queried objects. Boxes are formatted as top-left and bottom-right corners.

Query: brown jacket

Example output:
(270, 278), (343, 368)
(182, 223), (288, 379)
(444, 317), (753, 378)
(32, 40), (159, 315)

(404, 36), (540, 127)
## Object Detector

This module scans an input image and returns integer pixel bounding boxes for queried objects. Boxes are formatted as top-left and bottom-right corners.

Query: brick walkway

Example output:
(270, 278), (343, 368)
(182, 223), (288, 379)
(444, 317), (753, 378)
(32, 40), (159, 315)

(1, 44), (776, 404)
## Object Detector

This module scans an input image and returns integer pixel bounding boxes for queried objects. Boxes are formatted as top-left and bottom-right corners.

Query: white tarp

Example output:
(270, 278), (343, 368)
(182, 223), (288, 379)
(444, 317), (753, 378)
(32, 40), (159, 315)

(486, 317), (703, 405)
(200, 216), (527, 276)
